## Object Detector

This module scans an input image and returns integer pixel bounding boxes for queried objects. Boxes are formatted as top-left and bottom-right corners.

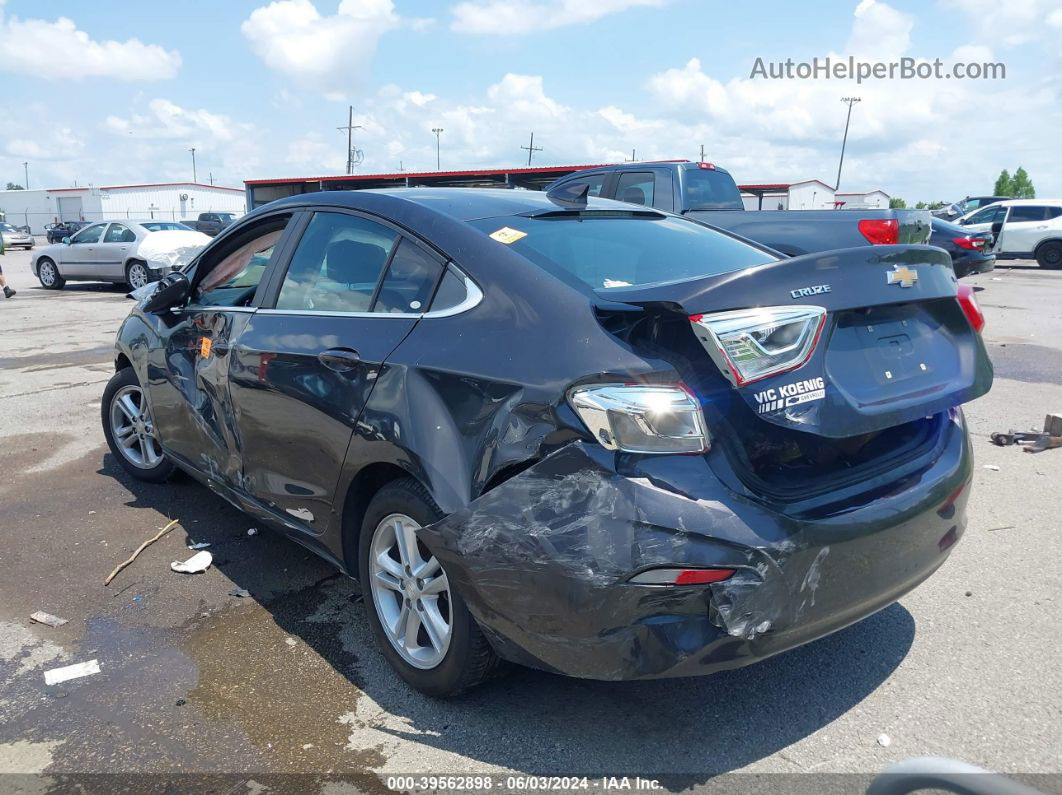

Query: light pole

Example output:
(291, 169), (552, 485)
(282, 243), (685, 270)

(188, 147), (197, 183)
(23, 161), (29, 189)
(432, 128), (444, 170)
(835, 97), (861, 191)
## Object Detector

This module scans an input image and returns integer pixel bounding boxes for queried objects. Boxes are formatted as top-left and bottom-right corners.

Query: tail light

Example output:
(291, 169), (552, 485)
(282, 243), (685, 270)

(689, 306), (827, 386)
(953, 236), (987, 250)
(956, 283), (985, 332)
(698, 162), (716, 170)
(858, 218), (899, 244)
(568, 384), (709, 454)
(629, 567), (735, 585)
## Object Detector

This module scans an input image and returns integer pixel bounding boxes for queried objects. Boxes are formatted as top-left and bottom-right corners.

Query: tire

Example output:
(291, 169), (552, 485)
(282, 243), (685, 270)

(1036, 241), (1062, 270)
(358, 478), (500, 697)
(36, 258), (65, 290)
(125, 260), (151, 290)
(101, 368), (175, 483)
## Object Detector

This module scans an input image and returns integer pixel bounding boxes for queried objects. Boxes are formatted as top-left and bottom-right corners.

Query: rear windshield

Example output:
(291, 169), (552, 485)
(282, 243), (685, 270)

(684, 168), (744, 210)
(469, 212), (775, 291)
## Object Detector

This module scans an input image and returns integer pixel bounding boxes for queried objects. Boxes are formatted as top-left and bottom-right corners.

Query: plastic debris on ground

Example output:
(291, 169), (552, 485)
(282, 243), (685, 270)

(983, 464), (1000, 471)
(171, 550), (213, 574)
(228, 587), (251, 598)
(877, 733), (892, 747)
(187, 541), (211, 550)
(29, 611), (68, 628)
(44, 660), (101, 686)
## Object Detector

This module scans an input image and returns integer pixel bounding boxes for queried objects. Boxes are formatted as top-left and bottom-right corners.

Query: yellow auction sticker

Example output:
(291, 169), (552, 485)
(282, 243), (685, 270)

(199, 337), (212, 358)
(489, 226), (527, 244)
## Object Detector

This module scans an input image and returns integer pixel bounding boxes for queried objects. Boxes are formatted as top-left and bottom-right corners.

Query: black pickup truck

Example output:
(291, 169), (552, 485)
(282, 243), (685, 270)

(183, 212), (237, 237)
(547, 162), (931, 256)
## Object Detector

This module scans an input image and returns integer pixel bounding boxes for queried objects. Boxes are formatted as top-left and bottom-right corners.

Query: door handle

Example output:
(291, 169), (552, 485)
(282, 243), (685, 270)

(318, 348), (361, 372)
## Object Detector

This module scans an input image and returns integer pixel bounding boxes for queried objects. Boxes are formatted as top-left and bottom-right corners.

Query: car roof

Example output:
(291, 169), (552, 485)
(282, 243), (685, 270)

(270, 187), (657, 222)
(994, 199), (1062, 207)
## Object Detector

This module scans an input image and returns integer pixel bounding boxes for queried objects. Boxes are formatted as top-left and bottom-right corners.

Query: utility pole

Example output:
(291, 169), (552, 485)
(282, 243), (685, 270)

(699, 144), (706, 163)
(337, 106), (363, 175)
(188, 147), (197, 183)
(520, 131), (543, 167)
(432, 128), (444, 170)
(209, 172), (214, 186)
(625, 149), (637, 162)
(836, 97), (861, 191)
(23, 161), (28, 189)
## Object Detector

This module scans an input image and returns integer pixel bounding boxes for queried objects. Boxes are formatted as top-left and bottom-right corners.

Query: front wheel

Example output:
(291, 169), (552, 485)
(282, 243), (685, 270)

(1036, 241), (1062, 270)
(36, 258), (65, 290)
(359, 478), (500, 697)
(101, 368), (174, 482)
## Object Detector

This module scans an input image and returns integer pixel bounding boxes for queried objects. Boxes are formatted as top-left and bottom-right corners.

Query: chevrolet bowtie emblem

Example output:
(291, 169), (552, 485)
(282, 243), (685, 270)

(887, 265), (918, 288)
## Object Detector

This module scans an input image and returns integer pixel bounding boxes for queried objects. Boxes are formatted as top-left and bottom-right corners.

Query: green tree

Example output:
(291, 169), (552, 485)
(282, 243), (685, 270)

(5, 182), (24, 190)
(1011, 167), (1035, 199)
(914, 201), (926, 209)
(889, 197), (907, 209)
(993, 169), (1013, 196)
(927, 200), (947, 210)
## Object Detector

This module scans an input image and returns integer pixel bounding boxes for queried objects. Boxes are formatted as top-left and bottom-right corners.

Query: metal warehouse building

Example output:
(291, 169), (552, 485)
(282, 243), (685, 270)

(0, 182), (246, 235)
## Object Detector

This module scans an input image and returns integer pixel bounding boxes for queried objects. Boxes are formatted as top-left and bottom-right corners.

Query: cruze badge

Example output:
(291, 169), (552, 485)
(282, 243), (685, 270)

(887, 265), (918, 287)
(790, 284), (831, 299)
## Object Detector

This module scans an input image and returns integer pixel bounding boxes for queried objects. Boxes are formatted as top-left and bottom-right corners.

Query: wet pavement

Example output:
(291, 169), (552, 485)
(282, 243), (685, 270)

(1, 247), (1060, 792)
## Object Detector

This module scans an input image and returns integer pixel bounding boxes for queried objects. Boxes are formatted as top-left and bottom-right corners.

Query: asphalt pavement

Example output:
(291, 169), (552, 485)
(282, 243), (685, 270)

(0, 245), (1059, 793)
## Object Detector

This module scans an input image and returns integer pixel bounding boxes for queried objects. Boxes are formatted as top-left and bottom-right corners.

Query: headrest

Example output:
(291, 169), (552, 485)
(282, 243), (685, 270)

(325, 239), (388, 285)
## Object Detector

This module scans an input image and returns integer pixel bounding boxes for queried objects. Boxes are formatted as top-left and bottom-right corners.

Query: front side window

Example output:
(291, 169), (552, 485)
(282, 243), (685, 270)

(276, 212), (398, 313)
(194, 220), (289, 307)
(615, 172), (655, 206)
(965, 205), (1005, 225)
(470, 212), (775, 292)
(104, 223), (135, 243)
(72, 224), (105, 244)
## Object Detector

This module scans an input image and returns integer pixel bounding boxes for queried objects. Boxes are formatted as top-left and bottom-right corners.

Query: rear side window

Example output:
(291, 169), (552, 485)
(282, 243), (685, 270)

(615, 172), (654, 206)
(276, 211), (398, 313)
(683, 168), (744, 210)
(469, 213), (775, 291)
(1008, 206), (1047, 222)
(373, 239), (443, 314)
(1047, 207), (1062, 220)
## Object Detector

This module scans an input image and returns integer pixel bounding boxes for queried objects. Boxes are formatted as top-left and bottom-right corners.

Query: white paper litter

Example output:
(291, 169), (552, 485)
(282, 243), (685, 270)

(187, 541), (211, 550)
(135, 230), (211, 272)
(44, 659), (100, 685)
(171, 550), (213, 574)
(983, 464), (1000, 471)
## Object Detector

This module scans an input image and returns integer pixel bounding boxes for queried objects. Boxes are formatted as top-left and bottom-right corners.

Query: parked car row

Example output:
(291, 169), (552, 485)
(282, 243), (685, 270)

(955, 199), (1062, 269)
(0, 222), (34, 250)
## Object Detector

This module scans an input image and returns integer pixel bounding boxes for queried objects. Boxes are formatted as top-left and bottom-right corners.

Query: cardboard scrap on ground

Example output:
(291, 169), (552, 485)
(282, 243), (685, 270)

(44, 660), (100, 686)
(29, 612), (68, 628)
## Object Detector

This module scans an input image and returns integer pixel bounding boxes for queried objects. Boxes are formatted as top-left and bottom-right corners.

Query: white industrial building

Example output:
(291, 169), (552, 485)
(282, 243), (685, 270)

(0, 182), (245, 234)
(835, 190), (891, 209)
(739, 180), (837, 210)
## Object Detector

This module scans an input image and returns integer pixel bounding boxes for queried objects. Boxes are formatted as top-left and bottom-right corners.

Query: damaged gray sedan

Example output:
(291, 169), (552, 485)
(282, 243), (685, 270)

(103, 187), (992, 696)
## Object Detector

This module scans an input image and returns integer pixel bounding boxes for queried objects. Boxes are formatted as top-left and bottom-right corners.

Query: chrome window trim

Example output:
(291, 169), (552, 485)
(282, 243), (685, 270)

(256, 265), (483, 320)
(179, 305), (257, 314)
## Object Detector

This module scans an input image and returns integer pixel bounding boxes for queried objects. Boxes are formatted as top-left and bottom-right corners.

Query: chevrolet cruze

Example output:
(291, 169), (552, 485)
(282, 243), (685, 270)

(103, 187), (992, 696)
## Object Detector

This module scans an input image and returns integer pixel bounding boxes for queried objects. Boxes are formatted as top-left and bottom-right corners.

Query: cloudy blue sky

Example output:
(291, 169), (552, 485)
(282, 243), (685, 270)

(1, 0), (1059, 202)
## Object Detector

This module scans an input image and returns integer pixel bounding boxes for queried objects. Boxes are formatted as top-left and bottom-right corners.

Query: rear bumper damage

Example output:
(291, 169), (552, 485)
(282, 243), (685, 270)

(419, 415), (971, 681)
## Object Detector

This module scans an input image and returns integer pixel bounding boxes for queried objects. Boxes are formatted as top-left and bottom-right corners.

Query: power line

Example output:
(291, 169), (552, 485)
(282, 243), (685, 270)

(520, 131), (542, 167)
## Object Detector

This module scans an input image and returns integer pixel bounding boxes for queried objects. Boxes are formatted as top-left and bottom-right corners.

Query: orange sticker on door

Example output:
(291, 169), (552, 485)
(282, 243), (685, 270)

(199, 337), (213, 358)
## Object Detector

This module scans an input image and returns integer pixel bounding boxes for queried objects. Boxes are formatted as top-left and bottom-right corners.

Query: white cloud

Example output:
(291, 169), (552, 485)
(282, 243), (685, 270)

(450, 0), (668, 35)
(241, 0), (400, 97)
(0, 4), (180, 81)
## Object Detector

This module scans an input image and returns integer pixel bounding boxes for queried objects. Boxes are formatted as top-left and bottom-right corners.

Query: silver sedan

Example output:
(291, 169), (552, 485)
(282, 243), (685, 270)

(30, 220), (207, 290)
(1, 222), (34, 250)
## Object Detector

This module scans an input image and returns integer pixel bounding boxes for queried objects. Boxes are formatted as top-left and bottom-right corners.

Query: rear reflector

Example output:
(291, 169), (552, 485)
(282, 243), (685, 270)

(956, 283), (985, 332)
(858, 218), (900, 245)
(629, 567), (736, 585)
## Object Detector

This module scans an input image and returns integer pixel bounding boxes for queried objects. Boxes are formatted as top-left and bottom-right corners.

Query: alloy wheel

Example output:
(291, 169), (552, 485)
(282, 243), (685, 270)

(127, 262), (150, 290)
(39, 261), (57, 287)
(108, 384), (163, 469)
(368, 512), (452, 669)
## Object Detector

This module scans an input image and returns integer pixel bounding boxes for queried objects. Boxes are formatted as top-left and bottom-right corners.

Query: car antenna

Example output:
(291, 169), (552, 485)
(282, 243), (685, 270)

(545, 181), (590, 209)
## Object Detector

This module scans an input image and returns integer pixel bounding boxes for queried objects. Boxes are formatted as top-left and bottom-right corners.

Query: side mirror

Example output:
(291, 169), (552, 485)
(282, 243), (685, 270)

(62, 236), (71, 244)
(143, 271), (191, 313)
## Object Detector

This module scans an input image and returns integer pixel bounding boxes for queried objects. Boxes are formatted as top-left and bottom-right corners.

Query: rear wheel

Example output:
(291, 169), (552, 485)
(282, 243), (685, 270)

(125, 260), (151, 290)
(1036, 241), (1062, 270)
(359, 478), (499, 697)
(37, 258), (65, 290)
(101, 368), (174, 482)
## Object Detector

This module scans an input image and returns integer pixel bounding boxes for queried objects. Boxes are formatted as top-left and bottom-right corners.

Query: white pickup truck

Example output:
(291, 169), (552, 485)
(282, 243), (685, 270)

(957, 199), (1062, 269)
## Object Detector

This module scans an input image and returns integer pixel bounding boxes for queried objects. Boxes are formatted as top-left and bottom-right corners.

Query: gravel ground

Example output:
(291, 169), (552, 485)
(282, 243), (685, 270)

(0, 245), (1059, 793)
